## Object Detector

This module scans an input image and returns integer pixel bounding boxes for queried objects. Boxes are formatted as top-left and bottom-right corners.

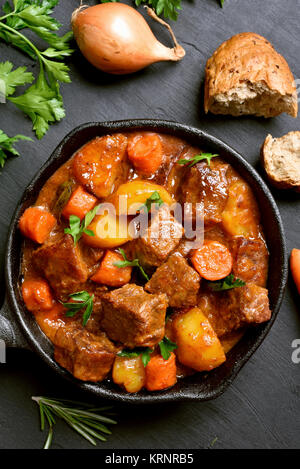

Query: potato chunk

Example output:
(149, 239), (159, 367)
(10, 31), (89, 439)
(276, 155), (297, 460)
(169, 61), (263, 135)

(112, 356), (146, 393)
(109, 180), (174, 215)
(222, 181), (260, 238)
(173, 308), (226, 372)
(82, 210), (131, 248)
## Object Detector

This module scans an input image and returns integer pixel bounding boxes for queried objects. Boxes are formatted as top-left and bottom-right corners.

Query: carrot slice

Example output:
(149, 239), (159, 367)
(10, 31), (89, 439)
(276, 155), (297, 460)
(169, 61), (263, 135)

(22, 279), (54, 313)
(290, 249), (300, 294)
(19, 207), (56, 244)
(62, 185), (98, 221)
(128, 134), (163, 175)
(191, 240), (233, 281)
(145, 353), (177, 391)
(90, 250), (132, 286)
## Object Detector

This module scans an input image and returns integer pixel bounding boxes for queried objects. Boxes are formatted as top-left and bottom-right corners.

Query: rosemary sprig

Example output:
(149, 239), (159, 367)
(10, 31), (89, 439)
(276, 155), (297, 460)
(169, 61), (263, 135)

(32, 396), (117, 449)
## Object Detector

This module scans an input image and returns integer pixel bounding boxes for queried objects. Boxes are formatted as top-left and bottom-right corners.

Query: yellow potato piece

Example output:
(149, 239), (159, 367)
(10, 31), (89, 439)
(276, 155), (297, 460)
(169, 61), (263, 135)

(109, 180), (174, 215)
(222, 180), (259, 238)
(173, 308), (226, 372)
(113, 356), (146, 393)
(82, 210), (130, 248)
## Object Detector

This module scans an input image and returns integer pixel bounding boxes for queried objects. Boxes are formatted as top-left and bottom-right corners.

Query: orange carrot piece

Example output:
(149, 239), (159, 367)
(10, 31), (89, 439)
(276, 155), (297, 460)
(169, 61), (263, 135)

(290, 249), (300, 294)
(62, 185), (98, 221)
(19, 207), (56, 244)
(145, 353), (177, 391)
(90, 250), (132, 286)
(191, 240), (233, 281)
(128, 134), (163, 175)
(22, 279), (54, 313)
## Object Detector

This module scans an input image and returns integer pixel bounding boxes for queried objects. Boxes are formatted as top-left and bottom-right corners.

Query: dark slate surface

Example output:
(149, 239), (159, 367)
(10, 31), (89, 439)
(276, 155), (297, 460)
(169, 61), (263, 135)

(0, 0), (299, 450)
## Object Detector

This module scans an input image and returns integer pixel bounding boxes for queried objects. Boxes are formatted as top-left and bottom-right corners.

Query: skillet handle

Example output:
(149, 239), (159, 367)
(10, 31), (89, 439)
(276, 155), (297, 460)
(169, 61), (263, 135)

(0, 296), (30, 350)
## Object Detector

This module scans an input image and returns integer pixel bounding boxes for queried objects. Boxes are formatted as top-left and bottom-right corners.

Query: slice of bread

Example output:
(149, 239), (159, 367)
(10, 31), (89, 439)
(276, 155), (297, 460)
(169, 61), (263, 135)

(204, 33), (298, 118)
(262, 132), (300, 192)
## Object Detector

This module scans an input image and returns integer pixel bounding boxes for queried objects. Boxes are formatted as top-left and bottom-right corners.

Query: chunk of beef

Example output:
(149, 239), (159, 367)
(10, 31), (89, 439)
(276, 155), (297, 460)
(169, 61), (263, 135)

(101, 284), (168, 348)
(72, 134), (129, 198)
(129, 205), (183, 268)
(53, 322), (118, 382)
(181, 158), (229, 227)
(78, 239), (104, 277)
(231, 237), (269, 287)
(198, 283), (271, 337)
(33, 235), (88, 301)
(145, 253), (200, 308)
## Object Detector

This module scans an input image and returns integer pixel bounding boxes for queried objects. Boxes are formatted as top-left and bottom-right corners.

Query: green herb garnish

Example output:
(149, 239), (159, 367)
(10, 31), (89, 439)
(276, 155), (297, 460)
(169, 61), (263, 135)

(101, 0), (182, 20)
(32, 396), (117, 449)
(62, 291), (94, 327)
(209, 274), (246, 291)
(0, 61), (34, 97)
(0, 129), (32, 168)
(178, 152), (219, 168)
(114, 248), (150, 282)
(118, 337), (177, 366)
(220, 0), (225, 7)
(118, 347), (153, 367)
(158, 336), (177, 360)
(140, 191), (164, 213)
(64, 204), (100, 245)
(0, 0), (74, 139)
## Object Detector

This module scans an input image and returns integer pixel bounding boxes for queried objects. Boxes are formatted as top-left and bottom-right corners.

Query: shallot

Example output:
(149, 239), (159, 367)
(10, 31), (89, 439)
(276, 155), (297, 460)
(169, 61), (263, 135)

(71, 3), (185, 74)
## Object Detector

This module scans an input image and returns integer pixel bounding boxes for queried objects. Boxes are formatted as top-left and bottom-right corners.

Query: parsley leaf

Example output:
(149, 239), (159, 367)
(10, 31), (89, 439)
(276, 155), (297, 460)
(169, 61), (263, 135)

(178, 152), (219, 168)
(135, 0), (182, 20)
(114, 249), (150, 282)
(0, 61), (34, 97)
(118, 347), (153, 367)
(0, 129), (32, 168)
(118, 337), (177, 367)
(64, 204), (101, 245)
(140, 191), (164, 213)
(158, 336), (177, 360)
(62, 291), (95, 327)
(101, 0), (181, 20)
(209, 274), (246, 291)
(0, 0), (74, 138)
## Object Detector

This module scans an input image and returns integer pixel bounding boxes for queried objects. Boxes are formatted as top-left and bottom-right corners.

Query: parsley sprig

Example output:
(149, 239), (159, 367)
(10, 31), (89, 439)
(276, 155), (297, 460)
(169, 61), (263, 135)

(0, 61), (34, 97)
(62, 291), (94, 327)
(0, 0), (74, 139)
(101, 0), (182, 20)
(0, 129), (32, 168)
(178, 152), (219, 168)
(32, 396), (117, 449)
(64, 204), (101, 245)
(140, 191), (164, 213)
(209, 274), (246, 291)
(114, 248), (150, 282)
(118, 337), (177, 366)
(158, 336), (177, 360)
(118, 347), (153, 367)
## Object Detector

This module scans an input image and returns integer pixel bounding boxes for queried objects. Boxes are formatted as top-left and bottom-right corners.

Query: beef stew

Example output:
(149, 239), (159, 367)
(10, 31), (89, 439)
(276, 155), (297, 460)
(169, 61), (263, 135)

(19, 131), (271, 394)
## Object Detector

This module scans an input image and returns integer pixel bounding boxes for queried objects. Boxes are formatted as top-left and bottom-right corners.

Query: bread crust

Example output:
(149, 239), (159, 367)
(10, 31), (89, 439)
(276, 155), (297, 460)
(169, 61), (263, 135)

(205, 32), (298, 118)
(261, 132), (300, 192)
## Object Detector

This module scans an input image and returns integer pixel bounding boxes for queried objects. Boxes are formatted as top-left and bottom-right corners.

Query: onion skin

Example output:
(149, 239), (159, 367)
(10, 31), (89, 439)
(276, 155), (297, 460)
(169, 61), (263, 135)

(72, 3), (185, 75)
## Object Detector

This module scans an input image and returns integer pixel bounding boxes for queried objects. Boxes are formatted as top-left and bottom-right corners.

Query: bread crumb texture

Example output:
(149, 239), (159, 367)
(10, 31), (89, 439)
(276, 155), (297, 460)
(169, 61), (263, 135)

(262, 132), (300, 191)
(204, 32), (298, 118)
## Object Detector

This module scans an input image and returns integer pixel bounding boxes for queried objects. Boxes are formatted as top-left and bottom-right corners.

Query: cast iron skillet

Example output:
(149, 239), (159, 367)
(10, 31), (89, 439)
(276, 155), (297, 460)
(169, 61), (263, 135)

(0, 119), (288, 404)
